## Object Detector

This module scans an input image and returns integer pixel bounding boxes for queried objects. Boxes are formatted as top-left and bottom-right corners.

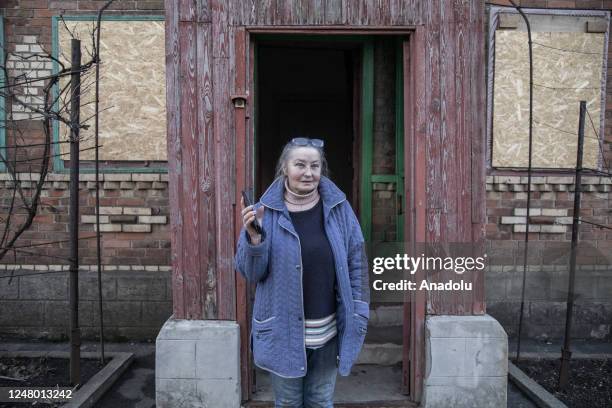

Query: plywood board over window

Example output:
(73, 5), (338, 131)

(493, 30), (604, 169)
(55, 18), (166, 162)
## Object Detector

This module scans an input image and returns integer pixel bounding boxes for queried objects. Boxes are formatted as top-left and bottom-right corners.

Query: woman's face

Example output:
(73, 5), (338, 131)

(284, 146), (322, 194)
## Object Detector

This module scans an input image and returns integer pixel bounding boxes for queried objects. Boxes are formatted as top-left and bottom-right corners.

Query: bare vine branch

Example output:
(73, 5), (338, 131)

(0, 1), (115, 272)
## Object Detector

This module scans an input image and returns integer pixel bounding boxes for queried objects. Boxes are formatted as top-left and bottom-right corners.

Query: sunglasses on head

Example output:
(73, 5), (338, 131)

(290, 137), (324, 148)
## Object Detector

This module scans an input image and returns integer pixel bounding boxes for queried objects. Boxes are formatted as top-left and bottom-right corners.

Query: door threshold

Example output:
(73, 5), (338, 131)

(247, 364), (416, 407)
(245, 401), (418, 408)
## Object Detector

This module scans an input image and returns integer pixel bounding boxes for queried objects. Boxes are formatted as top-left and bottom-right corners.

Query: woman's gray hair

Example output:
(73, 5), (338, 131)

(274, 140), (330, 179)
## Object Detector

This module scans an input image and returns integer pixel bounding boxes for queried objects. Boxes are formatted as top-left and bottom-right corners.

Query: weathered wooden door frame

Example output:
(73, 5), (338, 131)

(233, 26), (426, 405)
(403, 27), (427, 404)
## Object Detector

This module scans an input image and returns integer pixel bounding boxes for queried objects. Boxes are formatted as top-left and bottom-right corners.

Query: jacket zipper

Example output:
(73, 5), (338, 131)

(325, 219), (346, 370)
(295, 233), (307, 375)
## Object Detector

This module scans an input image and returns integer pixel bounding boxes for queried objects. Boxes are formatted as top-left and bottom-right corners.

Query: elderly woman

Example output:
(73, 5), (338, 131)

(235, 137), (369, 407)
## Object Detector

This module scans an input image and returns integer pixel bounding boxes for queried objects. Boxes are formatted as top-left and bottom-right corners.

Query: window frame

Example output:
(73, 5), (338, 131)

(486, 6), (610, 174)
(51, 14), (167, 174)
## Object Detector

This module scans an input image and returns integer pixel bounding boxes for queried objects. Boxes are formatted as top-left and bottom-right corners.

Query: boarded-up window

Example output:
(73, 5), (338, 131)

(55, 17), (166, 162)
(488, 9), (608, 169)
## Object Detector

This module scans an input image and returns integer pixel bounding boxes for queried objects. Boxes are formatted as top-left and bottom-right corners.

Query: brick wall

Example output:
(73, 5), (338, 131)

(373, 38), (396, 176)
(0, 172), (172, 340)
(0, 1), (168, 341)
(485, 176), (612, 340)
(0, 172), (170, 266)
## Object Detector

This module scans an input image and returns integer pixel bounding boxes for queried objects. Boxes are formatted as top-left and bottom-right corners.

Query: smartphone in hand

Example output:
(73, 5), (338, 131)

(241, 190), (263, 235)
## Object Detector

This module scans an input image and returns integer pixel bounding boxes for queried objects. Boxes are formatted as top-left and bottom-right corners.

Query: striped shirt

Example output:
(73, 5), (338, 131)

(304, 312), (337, 349)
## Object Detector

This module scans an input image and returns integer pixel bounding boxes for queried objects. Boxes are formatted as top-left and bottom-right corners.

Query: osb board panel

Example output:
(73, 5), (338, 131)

(492, 31), (604, 169)
(58, 20), (166, 161)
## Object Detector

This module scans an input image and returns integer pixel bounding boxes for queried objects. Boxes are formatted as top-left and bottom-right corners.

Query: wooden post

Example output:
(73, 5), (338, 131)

(559, 100), (586, 389)
(69, 38), (81, 386)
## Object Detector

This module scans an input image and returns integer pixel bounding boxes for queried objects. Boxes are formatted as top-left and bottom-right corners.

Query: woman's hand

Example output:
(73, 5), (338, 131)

(240, 196), (265, 245)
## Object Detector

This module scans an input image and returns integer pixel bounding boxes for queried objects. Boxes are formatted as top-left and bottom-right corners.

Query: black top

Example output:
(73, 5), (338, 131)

(289, 199), (337, 319)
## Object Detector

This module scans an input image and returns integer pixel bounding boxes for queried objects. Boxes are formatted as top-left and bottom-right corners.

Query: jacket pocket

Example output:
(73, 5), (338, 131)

(353, 299), (370, 319)
(340, 300), (369, 370)
(252, 315), (277, 369)
(353, 299), (370, 336)
(254, 315), (276, 325)
(353, 313), (368, 336)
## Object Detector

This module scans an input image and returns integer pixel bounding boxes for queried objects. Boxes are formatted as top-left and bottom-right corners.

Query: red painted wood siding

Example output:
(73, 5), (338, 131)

(165, 0), (486, 319)
(228, 0), (424, 26)
(420, 0), (486, 315)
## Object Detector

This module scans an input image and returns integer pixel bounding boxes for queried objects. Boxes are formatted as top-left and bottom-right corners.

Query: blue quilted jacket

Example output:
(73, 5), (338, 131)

(235, 176), (369, 378)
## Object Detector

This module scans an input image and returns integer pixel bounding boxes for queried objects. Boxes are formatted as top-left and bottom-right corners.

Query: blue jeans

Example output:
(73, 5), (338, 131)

(270, 335), (338, 407)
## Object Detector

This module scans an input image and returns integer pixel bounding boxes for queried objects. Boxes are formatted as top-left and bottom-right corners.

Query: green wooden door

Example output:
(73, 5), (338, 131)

(359, 39), (405, 244)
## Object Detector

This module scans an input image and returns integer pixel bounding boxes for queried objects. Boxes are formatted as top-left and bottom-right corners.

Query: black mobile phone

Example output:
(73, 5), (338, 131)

(241, 190), (263, 235)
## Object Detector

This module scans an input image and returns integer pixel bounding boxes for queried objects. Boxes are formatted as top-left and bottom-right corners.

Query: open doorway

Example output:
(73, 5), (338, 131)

(255, 40), (358, 207)
(248, 35), (413, 405)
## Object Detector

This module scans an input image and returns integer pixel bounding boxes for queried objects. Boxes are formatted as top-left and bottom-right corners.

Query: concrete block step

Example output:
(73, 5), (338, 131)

(357, 342), (403, 366)
(368, 305), (403, 327)
(360, 324), (403, 366)
(365, 325), (403, 345)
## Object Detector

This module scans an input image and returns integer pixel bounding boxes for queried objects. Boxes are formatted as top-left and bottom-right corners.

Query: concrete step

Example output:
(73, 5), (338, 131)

(365, 325), (403, 345)
(253, 364), (412, 405)
(368, 305), (403, 327)
(357, 342), (403, 366)
(361, 305), (405, 366)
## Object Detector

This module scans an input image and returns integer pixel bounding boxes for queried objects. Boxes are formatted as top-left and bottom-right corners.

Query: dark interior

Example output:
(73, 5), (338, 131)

(256, 42), (358, 206)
